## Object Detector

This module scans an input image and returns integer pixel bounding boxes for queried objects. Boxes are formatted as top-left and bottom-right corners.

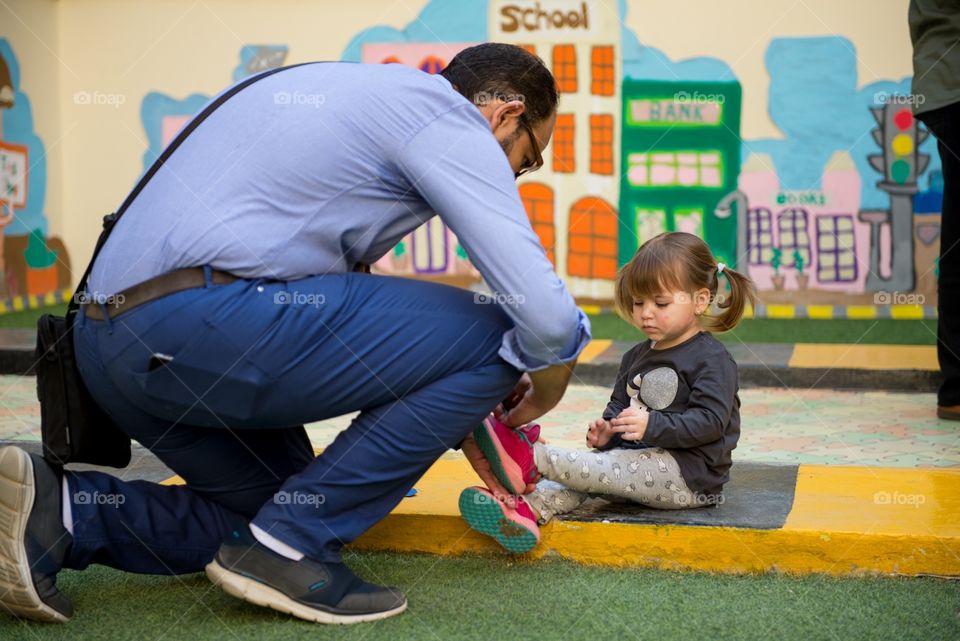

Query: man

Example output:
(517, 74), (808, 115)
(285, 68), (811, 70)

(910, 1), (960, 420)
(0, 44), (588, 624)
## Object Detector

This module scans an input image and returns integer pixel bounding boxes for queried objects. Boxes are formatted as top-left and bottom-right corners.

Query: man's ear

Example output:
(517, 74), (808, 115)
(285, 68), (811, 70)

(488, 99), (526, 135)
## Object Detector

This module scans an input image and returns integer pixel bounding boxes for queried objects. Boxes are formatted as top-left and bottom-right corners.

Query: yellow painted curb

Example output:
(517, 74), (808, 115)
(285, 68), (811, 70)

(765, 304), (795, 319)
(351, 463), (960, 576)
(578, 339), (612, 364)
(846, 305), (878, 319)
(806, 305), (833, 319)
(789, 344), (938, 371)
(161, 456), (960, 576)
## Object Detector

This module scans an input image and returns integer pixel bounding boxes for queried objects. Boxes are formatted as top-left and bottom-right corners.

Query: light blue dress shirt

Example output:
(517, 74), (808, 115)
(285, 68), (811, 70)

(89, 62), (590, 371)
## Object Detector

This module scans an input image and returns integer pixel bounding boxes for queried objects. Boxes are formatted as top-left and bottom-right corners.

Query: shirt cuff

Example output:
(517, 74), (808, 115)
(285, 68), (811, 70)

(496, 309), (592, 372)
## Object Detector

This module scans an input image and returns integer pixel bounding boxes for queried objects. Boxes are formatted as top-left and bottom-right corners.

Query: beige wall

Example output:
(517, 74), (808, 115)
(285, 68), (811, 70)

(0, 0), (914, 287)
(623, 0), (914, 140)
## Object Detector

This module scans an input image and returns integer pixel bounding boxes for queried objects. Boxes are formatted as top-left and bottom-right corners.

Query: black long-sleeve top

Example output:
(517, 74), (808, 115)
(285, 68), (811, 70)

(599, 331), (740, 497)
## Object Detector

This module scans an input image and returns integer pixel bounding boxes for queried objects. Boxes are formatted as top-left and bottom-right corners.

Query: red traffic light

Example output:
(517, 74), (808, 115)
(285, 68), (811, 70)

(893, 108), (913, 131)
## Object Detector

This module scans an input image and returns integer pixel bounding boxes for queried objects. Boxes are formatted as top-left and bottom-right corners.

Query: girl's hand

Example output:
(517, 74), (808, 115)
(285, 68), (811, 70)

(586, 418), (615, 449)
(610, 406), (649, 441)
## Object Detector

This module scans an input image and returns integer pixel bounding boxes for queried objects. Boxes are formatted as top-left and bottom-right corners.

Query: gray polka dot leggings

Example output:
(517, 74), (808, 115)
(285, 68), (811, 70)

(524, 444), (706, 524)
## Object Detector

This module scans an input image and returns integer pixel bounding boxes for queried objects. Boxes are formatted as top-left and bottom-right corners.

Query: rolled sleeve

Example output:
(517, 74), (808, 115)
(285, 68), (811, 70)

(393, 105), (590, 371)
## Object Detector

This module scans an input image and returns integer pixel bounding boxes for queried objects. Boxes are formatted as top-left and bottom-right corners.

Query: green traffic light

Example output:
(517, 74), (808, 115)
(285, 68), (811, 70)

(891, 159), (911, 184)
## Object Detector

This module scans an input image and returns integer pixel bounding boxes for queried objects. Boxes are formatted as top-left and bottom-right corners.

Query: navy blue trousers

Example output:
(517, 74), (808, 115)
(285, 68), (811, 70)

(69, 272), (519, 573)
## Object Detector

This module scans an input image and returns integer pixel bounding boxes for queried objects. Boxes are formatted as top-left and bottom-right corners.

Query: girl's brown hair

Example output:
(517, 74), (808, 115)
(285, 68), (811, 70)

(613, 232), (757, 333)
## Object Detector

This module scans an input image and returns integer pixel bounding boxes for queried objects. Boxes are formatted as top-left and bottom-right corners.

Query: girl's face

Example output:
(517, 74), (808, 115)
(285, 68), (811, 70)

(631, 287), (710, 350)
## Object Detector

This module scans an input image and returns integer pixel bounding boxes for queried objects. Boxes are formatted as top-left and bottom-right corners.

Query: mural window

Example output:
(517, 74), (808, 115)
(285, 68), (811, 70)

(568, 197), (618, 280)
(553, 45), (578, 93)
(589, 114), (614, 175)
(591, 46), (615, 96)
(553, 113), (576, 173)
(411, 217), (449, 274)
(418, 56), (445, 74)
(777, 208), (811, 268)
(380, 56), (401, 64)
(747, 207), (773, 265)
(816, 215), (857, 283)
(673, 207), (705, 239)
(635, 208), (667, 245)
(518, 44), (537, 56)
(519, 183), (556, 264)
(626, 151), (723, 188)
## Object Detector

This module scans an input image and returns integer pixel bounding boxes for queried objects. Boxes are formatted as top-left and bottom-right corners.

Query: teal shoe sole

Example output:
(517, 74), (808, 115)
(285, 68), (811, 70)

(458, 487), (538, 554)
(471, 422), (524, 495)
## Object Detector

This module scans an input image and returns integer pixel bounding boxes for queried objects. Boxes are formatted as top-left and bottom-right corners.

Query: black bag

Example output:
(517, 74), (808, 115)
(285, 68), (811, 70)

(34, 62), (314, 468)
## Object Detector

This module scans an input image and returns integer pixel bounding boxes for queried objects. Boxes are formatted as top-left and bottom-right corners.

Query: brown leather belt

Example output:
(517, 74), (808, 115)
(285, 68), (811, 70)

(82, 267), (239, 320)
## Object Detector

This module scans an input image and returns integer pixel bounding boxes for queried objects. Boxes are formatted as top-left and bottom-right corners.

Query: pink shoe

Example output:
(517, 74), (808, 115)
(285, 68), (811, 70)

(471, 415), (540, 495)
(458, 487), (540, 554)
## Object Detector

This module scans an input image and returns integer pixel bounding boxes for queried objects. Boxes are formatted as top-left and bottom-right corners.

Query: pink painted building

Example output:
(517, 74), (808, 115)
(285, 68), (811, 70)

(739, 151), (871, 293)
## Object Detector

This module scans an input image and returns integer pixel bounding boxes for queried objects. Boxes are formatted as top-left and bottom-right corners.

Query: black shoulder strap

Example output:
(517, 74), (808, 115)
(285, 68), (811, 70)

(69, 61), (317, 316)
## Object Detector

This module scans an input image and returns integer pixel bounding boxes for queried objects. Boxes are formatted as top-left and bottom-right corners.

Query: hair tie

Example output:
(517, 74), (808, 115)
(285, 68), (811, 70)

(717, 262), (726, 276)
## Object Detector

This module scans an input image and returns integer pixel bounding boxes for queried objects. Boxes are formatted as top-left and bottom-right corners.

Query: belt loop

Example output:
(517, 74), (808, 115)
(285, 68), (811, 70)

(203, 264), (213, 288)
(98, 302), (114, 334)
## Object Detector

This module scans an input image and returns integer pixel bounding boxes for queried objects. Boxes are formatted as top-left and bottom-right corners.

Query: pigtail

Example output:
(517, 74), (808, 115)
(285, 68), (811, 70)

(703, 266), (756, 333)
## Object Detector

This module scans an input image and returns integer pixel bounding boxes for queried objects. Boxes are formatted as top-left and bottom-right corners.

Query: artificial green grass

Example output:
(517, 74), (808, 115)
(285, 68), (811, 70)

(0, 304), (939, 346)
(588, 313), (939, 345)
(3, 552), (957, 640)
(0, 303), (67, 329)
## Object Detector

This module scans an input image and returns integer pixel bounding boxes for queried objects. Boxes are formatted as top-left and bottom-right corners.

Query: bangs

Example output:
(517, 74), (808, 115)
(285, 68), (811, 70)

(614, 236), (693, 319)
(619, 251), (688, 300)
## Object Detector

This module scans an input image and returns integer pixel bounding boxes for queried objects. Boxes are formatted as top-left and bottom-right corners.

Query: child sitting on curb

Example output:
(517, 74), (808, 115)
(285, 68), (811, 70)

(459, 232), (757, 553)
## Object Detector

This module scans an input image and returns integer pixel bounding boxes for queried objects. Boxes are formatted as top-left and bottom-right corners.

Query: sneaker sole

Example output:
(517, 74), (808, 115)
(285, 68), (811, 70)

(0, 447), (70, 623)
(472, 420), (525, 495)
(205, 560), (407, 624)
(458, 487), (538, 554)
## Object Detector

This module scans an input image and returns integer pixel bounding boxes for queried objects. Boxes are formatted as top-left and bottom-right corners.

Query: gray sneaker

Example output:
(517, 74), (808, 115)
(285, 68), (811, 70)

(206, 528), (407, 624)
(0, 446), (73, 623)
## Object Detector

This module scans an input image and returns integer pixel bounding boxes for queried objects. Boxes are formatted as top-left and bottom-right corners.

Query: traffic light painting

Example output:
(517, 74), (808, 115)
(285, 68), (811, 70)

(869, 102), (931, 192)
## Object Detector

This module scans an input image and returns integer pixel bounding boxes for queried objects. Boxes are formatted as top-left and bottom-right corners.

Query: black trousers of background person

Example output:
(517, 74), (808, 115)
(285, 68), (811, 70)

(919, 102), (960, 407)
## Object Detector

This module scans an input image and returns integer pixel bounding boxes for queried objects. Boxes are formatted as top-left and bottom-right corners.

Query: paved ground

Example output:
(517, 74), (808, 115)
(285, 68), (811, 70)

(1, 376), (957, 468)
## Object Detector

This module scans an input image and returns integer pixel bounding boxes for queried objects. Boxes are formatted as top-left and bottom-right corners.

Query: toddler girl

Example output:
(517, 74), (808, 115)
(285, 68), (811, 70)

(459, 231), (756, 553)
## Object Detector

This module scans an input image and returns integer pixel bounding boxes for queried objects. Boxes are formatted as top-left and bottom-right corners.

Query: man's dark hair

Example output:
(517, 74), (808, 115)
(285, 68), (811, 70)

(440, 43), (558, 127)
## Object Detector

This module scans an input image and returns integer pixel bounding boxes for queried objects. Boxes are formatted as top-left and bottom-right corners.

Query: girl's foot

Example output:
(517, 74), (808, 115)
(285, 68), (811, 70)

(458, 487), (539, 554)
(471, 415), (541, 495)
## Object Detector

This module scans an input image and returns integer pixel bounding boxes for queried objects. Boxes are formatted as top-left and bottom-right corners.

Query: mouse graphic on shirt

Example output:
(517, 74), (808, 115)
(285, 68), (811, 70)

(625, 366), (679, 411)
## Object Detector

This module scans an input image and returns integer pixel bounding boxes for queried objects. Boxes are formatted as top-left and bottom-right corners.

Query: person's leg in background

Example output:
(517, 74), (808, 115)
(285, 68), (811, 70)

(919, 102), (960, 416)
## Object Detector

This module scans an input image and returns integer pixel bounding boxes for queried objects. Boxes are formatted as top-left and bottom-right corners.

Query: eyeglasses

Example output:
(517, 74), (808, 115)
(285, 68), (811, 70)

(514, 116), (544, 179)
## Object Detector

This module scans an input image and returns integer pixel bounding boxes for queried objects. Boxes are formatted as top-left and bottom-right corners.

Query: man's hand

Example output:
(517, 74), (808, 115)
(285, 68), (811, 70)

(494, 373), (532, 422)
(501, 361), (576, 427)
(460, 432), (517, 507)
(609, 406), (649, 441)
(585, 418), (616, 449)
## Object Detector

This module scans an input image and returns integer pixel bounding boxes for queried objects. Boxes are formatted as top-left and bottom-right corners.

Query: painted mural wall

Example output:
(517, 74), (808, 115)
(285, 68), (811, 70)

(1, 0), (933, 316)
(0, 39), (70, 303)
(338, 0), (939, 314)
